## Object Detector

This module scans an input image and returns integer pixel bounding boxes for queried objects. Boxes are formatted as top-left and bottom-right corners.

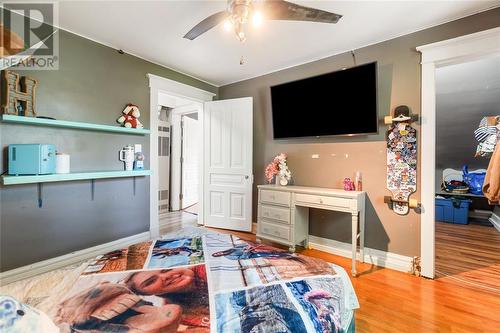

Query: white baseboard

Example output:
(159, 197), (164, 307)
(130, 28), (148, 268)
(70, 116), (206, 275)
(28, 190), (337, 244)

(489, 211), (500, 232)
(308, 235), (414, 273)
(0, 231), (151, 286)
(469, 209), (493, 219)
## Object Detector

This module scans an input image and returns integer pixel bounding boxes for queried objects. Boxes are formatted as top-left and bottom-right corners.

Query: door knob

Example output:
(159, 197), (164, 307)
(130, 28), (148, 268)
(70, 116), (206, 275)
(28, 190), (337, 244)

(245, 175), (249, 179)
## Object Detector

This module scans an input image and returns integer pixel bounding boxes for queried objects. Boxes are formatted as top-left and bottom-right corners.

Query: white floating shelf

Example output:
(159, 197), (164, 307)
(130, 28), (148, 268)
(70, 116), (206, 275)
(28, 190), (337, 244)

(2, 170), (152, 185)
(1, 114), (150, 135)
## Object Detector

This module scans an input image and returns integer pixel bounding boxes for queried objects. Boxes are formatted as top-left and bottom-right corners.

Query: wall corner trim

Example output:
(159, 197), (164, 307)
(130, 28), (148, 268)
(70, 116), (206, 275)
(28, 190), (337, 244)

(308, 235), (414, 273)
(490, 210), (500, 232)
(0, 232), (151, 286)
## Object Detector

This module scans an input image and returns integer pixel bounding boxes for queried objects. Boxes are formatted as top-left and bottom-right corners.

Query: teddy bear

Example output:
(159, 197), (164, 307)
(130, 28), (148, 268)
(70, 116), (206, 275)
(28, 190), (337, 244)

(117, 103), (143, 128)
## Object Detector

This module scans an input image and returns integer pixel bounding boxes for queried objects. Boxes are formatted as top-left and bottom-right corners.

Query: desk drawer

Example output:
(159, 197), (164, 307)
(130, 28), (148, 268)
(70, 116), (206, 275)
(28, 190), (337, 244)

(260, 190), (291, 207)
(295, 193), (351, 209)
(259, 220), (291, 241)
(260, 204), (290, 224)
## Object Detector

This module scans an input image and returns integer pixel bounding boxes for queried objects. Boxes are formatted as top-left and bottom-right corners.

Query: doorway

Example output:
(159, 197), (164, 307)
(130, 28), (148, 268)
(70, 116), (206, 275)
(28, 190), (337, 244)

(181, 112), (200, 214)
(157, 92), (202, 226)
(148, 74), (215, 237)
(417, 27), (500, 279)
(433, 57), (500, 292)
(148, 74), (253, 236)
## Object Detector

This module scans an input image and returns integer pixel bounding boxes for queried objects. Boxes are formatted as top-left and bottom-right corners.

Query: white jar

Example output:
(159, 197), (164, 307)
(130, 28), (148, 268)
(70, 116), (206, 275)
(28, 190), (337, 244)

(55, 153), (70, 174)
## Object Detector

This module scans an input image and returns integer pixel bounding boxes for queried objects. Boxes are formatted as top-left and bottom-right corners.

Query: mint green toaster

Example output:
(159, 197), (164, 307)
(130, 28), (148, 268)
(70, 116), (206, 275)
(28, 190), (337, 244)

(8, 144), (56, 175)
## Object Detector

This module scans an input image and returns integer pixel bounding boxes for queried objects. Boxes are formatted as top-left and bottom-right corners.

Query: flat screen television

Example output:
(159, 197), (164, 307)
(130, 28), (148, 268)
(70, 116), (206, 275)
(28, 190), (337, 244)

(270, 62), (378, 139)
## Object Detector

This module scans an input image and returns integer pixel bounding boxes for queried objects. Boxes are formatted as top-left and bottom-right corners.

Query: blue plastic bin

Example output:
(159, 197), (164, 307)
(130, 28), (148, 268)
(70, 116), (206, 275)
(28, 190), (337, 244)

(435, 197), (471, 224)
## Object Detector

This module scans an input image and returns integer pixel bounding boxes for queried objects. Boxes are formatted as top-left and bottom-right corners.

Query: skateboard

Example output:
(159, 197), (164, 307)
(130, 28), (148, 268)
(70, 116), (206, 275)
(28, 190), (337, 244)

(384, 106), (419, 215)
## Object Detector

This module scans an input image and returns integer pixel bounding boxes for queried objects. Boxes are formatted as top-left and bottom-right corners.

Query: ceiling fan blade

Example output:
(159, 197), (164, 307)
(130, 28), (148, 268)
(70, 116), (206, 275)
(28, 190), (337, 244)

(183, 11), (229, 40)
(262, 0), (342, 24)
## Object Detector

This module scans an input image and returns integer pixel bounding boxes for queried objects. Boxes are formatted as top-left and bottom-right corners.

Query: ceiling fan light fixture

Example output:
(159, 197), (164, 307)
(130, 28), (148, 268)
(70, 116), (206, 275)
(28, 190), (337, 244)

(252, 10), (263, 27)
(232, 20), (246, 42)
(238, 31), (246, 42)
(223, 18), (233, 32)
(183, 0), (342, 42)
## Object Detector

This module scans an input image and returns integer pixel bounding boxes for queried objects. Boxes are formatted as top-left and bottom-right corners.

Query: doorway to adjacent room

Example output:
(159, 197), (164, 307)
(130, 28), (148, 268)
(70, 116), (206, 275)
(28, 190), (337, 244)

(418, 27), (500, 280)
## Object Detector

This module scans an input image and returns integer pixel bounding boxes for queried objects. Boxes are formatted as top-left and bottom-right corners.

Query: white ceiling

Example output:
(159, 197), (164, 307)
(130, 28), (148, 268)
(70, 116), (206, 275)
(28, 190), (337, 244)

(57, 1), (500, 86)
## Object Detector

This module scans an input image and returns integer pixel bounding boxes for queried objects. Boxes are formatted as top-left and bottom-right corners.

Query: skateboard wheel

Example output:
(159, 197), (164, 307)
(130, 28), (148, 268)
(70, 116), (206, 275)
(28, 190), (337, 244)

(409, 198), (418, 208)
(384, 116), (393, 125)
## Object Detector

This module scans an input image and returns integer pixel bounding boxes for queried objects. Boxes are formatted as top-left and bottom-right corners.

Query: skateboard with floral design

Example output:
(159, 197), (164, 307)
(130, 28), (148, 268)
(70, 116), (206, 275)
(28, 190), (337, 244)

(384, 106), (419, 215)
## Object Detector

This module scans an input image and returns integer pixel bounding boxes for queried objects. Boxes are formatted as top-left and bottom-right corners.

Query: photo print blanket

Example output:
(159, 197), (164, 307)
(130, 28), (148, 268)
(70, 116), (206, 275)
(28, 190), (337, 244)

(26, 229), (359, 333)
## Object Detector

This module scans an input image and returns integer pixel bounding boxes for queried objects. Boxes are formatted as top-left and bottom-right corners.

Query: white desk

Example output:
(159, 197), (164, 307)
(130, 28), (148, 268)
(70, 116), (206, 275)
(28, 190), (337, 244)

(256, 185), (366, 276)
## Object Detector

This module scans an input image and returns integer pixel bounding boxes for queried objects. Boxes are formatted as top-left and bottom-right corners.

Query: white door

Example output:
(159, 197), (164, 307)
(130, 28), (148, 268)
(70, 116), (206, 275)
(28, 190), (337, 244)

(181, 115), (199, 209)
(204, 97), (253, 231)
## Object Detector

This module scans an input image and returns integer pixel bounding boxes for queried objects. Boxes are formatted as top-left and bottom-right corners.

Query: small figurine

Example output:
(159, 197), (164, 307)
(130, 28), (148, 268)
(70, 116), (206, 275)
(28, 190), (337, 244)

(117, 103), (143, 129)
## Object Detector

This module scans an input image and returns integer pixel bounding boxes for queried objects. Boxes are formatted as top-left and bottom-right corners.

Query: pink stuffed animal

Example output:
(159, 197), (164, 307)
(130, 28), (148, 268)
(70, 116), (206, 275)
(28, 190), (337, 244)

(117, 103), (143, 128)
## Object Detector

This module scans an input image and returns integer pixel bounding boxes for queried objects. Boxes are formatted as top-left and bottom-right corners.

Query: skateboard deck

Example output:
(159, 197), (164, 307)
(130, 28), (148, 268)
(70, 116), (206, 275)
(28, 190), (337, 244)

(386, 122), (417, 215)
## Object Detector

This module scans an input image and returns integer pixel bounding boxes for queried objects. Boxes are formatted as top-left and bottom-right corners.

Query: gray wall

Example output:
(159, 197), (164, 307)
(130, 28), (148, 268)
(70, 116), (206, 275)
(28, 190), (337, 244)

(219, 8), (500, 257)
(0, 28), (217, 271)
(435, 56), (500, 190)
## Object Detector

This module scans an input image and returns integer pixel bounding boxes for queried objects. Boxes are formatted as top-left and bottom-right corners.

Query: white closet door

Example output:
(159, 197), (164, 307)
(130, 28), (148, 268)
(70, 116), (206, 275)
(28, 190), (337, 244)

(181, 115), (200, 209)
(204, 97), (253, 231)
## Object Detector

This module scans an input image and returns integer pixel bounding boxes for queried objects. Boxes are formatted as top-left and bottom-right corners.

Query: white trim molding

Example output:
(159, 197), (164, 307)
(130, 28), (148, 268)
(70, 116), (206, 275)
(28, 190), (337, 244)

(0, 232), (150, 286)
(148, 74), (215, 236)
(416, 27), (500, 279)
(490, 208), (500, 232)
(417, 27), (500, 65)
(148, 74), (216, 102)
(308, 235), (413, 273)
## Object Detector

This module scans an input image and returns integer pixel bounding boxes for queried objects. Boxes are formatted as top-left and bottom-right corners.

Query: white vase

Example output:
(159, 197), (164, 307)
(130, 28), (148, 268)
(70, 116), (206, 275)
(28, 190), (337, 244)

(277, 175), (288, 186)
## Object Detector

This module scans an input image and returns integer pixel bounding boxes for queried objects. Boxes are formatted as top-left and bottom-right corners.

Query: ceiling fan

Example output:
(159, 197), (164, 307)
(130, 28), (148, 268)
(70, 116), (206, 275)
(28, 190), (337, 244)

(183, 0), (342, 42)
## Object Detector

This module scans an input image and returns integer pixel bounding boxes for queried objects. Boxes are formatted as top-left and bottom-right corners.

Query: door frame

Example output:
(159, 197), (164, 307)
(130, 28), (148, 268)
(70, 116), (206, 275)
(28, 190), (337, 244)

(148, 74), (215, 237)
(417, 27), (500, 278)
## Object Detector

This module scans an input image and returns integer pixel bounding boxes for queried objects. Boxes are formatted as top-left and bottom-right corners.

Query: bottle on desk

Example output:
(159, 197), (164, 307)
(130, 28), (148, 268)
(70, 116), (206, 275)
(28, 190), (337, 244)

(356, 171), (363, 191)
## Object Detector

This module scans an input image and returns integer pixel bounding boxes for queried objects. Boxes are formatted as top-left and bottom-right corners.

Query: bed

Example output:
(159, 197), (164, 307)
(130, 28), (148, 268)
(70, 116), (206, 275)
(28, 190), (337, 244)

(0, 227), (358, 332)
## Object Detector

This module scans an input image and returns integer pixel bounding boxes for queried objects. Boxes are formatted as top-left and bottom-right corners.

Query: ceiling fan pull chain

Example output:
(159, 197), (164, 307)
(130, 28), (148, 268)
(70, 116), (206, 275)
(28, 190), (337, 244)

(351, 50), (357, 67)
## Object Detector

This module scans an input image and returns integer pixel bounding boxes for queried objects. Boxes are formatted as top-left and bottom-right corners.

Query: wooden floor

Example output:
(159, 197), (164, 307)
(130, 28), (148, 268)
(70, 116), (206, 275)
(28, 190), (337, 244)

(159, 211), (198, 234)
(435, 221), (500, 293)
(163, 212), (500, 333)
(183, 202), (199, 215)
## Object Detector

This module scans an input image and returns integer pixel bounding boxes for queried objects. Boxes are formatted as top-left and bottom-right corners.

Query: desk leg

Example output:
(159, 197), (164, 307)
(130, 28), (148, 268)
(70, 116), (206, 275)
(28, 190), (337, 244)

(360, 210), (365, 263)
(351, 212), (358, 277)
